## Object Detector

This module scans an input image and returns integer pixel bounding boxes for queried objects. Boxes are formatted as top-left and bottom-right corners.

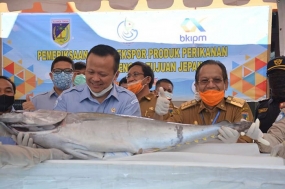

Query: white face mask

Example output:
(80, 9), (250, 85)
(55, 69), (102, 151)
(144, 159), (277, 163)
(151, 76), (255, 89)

(87, 73), (117, 98)
(88, 84), (113, 97)
(158, 91), (173, 100)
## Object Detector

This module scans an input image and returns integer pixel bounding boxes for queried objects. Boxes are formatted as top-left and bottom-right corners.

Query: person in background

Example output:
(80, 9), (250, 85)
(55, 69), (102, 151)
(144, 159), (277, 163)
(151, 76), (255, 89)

(154, 78), (178, 118)
(126, 61), (170, 119)
(0, 76), (17, 145)
(0, 77), (71, 167)
(22, 56), (75, 110)
(74, 61), (86, 86)
(0, 76), (16, 114)
(54, 44), (141, 116)
(119, 77), (128, 89)
(74, 61), (86, 75)
(166, 60), (254, 143)
(255, 57), (285, 133)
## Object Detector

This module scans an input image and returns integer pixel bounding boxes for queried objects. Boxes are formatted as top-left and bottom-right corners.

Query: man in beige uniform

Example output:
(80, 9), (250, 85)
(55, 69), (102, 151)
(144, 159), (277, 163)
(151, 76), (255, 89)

(167, 60), (253, 143)
(154, 78), (178, 120)
(126, 61), (170, 119)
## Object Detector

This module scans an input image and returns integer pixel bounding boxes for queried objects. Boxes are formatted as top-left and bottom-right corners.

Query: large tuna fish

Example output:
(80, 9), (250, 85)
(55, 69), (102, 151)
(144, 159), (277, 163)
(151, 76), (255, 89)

(0, 110), (252, 160)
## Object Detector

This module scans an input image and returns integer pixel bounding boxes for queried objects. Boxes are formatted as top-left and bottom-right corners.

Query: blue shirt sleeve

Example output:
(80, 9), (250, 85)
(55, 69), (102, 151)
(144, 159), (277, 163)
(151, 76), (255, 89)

(53, 94), (67, 111)
(122, 94), (141, 117)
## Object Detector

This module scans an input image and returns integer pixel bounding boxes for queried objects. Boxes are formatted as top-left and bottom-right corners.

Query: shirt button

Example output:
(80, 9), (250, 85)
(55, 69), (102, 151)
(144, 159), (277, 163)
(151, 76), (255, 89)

(211, 119), (213, 122)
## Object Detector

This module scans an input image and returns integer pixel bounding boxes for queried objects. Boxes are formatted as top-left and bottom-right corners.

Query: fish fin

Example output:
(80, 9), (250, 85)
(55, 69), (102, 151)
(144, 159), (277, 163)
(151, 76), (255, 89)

(210, 135), (216, 138)
(61, 142), (103, 160)
(202, 137), (207, 141)
(74, 149), (104, 159)
(194, 140), (199, 143)
(63, 148), (104, 160)
(185, 142), (191, 145)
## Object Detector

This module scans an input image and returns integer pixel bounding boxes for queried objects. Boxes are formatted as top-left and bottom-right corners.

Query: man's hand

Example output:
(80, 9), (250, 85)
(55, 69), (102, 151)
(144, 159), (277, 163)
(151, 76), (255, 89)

(245, 119), (270, 146)
(22, 94), (36, 111)
(218, 126), (240, 143)
(155, 87), (170, 116)
(11, 132), (36, 148)
(271, 142), (285, 158)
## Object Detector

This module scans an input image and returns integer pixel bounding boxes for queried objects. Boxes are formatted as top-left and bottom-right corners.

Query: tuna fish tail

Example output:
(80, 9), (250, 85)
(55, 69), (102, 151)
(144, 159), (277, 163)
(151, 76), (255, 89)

(214, 120), (252, 132)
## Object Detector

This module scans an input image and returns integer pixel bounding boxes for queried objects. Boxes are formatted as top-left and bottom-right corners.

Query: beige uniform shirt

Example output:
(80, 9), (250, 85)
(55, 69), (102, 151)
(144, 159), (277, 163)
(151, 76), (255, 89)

(167, 96), (253, 142)
(168, 96), (253, 124)
(139, 92), (176, 120)
(258, 108), (285, 153)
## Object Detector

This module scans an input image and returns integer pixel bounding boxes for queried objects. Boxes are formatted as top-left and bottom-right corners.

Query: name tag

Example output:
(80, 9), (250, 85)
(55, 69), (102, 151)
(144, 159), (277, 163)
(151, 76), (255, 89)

(258, 108), (268, 113)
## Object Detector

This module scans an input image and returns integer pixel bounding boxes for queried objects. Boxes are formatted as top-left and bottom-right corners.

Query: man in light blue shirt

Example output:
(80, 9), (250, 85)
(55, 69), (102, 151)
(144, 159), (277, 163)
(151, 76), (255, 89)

(22, 56), (75, 110)
(54, 44), (141, 116)
(29, 89), (59, 110)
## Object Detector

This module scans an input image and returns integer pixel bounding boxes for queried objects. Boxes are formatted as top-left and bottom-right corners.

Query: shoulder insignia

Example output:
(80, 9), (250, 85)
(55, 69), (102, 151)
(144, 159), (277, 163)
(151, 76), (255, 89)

(37, 91), (49, 96)
(144, 93), (155, 101)
(226, 96), (245, 108)
(181, 100), (197, 110)
(259, 98), (270, 103)
(258, 108), (268, 113)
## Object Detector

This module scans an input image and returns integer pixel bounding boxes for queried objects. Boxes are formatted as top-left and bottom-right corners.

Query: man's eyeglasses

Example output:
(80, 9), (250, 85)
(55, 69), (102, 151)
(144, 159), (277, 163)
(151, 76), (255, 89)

(126, 72), (144, 79)
(198, 78), (223, 85)
(52, 68), (73, 74)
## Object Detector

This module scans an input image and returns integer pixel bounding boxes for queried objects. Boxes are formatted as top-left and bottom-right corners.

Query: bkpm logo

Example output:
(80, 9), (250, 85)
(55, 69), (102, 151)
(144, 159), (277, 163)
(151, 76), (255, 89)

(180, 18), (207, 43)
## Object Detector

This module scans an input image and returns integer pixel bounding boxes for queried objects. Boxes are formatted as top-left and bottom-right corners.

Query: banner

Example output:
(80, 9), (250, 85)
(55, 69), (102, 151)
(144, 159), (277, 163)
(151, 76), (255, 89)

(1, 6), (270, 101)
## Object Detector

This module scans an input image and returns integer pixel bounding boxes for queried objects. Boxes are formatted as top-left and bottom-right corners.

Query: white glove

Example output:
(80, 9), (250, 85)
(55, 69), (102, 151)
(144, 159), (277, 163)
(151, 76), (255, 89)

(11, 132), (37, 148)
(271, 142), (285, 158)
(218, 126), (240, 143)
(50, 148), (73, 160)
(245, 119), (270, 146)
(155, 87), (170, 116)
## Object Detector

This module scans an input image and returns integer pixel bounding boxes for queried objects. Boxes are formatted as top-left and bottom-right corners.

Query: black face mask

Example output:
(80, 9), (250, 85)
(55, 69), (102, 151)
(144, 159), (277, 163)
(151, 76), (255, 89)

(268, 71), (285, 102)
(0, 94), (14, 112)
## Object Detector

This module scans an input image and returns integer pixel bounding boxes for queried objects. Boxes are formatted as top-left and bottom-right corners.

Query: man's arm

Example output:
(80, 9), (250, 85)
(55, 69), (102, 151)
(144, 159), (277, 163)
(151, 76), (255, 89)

(0, 144), (72, 168)
(53, 95), (67, 111)
(123, 96), (141, 117)
(258, 119), (285, 153)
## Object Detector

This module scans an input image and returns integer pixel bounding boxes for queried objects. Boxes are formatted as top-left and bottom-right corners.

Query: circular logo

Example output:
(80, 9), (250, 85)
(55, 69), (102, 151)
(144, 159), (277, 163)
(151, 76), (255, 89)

(117, 18), (138, 41)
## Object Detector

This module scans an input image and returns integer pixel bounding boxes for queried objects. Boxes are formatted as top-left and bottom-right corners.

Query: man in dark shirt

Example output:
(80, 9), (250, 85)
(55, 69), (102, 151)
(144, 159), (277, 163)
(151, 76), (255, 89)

(255, 56), (285, 133)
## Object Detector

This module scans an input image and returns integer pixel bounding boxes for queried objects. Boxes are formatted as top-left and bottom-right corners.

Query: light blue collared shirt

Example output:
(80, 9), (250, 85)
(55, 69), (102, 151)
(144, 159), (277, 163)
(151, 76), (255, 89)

(54, 84), (141, 116)
(0, 106), (16, 145)
(31, 89), (58, 110)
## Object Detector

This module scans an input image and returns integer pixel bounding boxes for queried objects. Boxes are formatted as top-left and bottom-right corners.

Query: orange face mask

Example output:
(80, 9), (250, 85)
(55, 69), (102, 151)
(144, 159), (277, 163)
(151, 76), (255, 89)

(199, 90), (224, 106)
(127, 80), (145, 94)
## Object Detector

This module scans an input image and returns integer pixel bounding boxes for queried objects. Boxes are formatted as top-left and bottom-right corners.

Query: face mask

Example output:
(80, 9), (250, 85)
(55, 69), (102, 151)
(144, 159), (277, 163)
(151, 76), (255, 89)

(194, 91), (201, 101)
(0, 95), (14, 112)
(268, 71), (285, 102)
(52, 72), (73, 90)
(88, 83), (113, 98)
(74, 74), (86, 86)
(127, 80), (145, 94)
(159, 91), (173, 100)
(199, 90), (224, 106)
